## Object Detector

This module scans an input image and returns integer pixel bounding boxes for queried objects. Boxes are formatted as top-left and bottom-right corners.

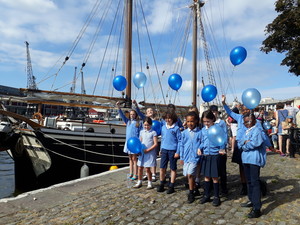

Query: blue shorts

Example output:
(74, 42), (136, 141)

(183, 162), (198, 176)
(160, 149), (178, 171)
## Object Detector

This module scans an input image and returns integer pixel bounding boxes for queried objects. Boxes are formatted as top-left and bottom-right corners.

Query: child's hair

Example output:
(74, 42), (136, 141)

(186, 111), (200, 126)
(188, 106), (199, 115)
(143, 117), (153, 125)
(167, 104), (176, 112)
(163, 110), (178, 123)
(130, 110), (140, 128)
(201, 110), (216, 123)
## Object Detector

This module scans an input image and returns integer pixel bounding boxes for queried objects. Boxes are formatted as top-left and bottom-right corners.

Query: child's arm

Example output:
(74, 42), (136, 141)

(116, 101), (129, 124)
(174, 128), (182, 158)
(132, 100), (145, 120)
(241, 129), (264, 151)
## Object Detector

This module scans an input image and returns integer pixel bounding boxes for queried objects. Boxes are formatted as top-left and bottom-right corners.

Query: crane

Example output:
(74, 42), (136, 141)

(25, 41), (37, 90)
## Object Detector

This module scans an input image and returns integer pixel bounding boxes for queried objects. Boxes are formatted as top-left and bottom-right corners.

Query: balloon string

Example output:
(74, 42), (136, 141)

(223, 66), (235, 96)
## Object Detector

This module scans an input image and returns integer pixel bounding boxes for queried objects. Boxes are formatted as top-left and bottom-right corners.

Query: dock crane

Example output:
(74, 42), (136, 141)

(25, 41), (37, 90)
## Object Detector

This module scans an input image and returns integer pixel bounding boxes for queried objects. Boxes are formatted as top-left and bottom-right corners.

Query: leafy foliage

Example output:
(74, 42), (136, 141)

(261, 0), (300, 76)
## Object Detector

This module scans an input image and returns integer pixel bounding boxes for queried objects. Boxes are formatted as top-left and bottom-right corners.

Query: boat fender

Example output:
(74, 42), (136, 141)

(109, 165), (118, 170)
(80, 163), (89, 178)
(110, 128), (115, 134)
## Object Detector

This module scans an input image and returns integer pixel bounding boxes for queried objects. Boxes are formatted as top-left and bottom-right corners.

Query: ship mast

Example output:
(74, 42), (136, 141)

(191, 0), (204, 107)
(125, 0), (132, 106)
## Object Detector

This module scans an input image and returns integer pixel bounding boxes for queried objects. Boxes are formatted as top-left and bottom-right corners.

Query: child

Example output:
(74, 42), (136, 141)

(157, 110), (182, 194)
(238, 113), (266, 218)
(198, 110), (226, 207)
(180, 111), (202, 203)
(116, 101), (142, 180)
(132, 100), (159, 182)
(134, 117), (158, 189)
(281, 115), (297, 157)
(210, 105), (228, 195)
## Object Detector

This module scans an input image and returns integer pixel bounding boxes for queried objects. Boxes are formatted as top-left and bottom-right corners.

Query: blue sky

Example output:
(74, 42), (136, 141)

(0, 0), (299, 106)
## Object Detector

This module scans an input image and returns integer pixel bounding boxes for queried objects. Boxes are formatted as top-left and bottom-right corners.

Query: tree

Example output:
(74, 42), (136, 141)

(261, 0), (300, 76)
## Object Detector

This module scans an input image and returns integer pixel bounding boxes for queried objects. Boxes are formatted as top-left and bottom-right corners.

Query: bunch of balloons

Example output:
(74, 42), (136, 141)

(152, 120), (162, 136)
(127, 137), (142, 154)
(113, 75), (127, 91)
(201, 84), (217, 102)
(168, 73), (182, 91)
(207, 125), (226, 147)
(230, 46), (247, 66)
(241, 88), (261, 110)
(133, 72), (147, 89)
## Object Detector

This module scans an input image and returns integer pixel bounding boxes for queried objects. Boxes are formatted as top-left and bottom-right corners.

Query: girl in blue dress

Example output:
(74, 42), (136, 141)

(198, 110), (226, 207)
(116, 101), (142, 180)
(133, 117), (158, 189)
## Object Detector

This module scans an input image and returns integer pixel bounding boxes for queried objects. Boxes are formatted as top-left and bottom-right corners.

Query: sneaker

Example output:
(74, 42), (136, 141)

(147, 184), (154, 189)
(166, 187), (175, 194)
(157, 184), (165, 192)
(200, 196), (210, 204)
(240, 201), (253, 208)
(212, 197), (221, 207)
(152, 176), (157, 182)
(142, 175), (148, 181)
(193, 189), (201, 196)
(133, 183), (142, 188)
(131, 175), (138, 181)
(187, 192), (195, 203)
(247, 209), (261, 218)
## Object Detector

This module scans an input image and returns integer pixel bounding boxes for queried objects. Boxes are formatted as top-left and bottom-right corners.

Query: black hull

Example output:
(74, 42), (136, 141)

(11, 126), (128, 192)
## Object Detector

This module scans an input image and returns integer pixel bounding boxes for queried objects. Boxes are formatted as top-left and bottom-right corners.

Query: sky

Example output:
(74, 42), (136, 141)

(0, 0), (299, 107)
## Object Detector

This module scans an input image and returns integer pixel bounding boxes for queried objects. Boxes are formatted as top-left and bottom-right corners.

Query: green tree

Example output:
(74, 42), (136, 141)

(261, 0), (300, 76)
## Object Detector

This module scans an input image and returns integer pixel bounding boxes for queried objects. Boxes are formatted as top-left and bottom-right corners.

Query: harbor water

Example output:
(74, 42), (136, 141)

(0, 151), (15, 199)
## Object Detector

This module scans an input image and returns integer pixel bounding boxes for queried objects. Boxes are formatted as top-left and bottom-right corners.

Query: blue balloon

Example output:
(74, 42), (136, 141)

(168, 73), (182, 91)
(152, 120), (162, 136)
(207, 125), (227, 146)
(242, 88), (261, 110)
(201, 84), (217, 102)
(230, 46), (247, 66)
(133, 72), (147, 89)
(127, 137), (142, 154)
(113, 75), (127, 91)
(263, 121), (271, 130)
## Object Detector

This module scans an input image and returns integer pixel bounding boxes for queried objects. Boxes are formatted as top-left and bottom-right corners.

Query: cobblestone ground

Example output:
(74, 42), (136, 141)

(0, 152), (299, 225)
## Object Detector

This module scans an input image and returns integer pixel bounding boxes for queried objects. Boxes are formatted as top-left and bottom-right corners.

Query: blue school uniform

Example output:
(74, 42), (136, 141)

(160, 123), (182, 170)
(180, 127), (202, 163)
(199, 124), (225, 177)
(118, 109), (142, 154)
(138, 129), (157, 167)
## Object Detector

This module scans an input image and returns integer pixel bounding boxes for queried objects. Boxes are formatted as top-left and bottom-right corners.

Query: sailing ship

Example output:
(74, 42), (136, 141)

(0, 0), (229, 191)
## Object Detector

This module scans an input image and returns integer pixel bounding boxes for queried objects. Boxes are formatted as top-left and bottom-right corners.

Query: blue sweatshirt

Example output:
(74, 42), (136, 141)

(161, 123), (182, 154)
(179, 127), (202, 163)
(118, 109), (143, 153)
(237, 124), (267, 167)
(199, 124), (224, 155)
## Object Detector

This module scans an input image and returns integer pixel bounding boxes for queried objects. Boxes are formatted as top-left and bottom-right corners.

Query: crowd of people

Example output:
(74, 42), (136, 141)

(116, 97), (299, 219)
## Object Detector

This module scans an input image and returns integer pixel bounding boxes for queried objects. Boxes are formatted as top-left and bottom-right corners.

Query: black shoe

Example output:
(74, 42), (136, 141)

(187, 192), (195, 203)
(193, 189), (201, 196)
(260, 180), (267, 196)
(195, 182), (201, 189)
(157, 184), (165, 192)
(247, 209), (261, 218)
(212, 197), (221, 207)
(166, 187), (175, 194)
(200, 196), (210, 204)
(240, 201), (253, 208)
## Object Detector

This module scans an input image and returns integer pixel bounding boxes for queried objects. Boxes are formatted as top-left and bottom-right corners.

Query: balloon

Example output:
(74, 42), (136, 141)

(127, 137), (142, 154)
(207, 125), (227, 147)
(263, 121), (271, 130)
(230, 46), (247, 66)
(242, 88), (261, 110)
(113, 75), (127, 91)
(168, 73), (182, 91)
(201, 84), (217, 102)
(152, 120), (162, 136)
(133, 72), (147, 89)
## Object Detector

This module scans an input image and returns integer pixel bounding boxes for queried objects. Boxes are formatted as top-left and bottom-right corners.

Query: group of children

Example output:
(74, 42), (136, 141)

(117, 97), (268, 218)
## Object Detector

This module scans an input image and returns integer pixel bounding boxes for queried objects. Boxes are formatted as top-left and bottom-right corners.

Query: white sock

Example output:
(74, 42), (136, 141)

(148, 181), (152, 186)
(137, 180), (142, 185)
